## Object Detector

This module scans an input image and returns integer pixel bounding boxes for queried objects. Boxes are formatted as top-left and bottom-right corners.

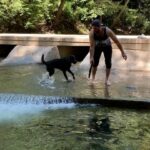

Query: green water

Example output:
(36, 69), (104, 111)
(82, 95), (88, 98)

(0, 106), (150, 150)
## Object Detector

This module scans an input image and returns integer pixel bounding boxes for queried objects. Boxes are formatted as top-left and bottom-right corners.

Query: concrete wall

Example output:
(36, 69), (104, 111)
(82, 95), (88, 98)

(80, 48), (150, 71)
(80, 36), (150, 71)
(0, 34), (149, 70)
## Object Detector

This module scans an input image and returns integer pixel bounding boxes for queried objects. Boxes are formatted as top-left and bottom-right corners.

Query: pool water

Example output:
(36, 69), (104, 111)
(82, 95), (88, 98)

(0, 64), (149, 99)
(0, 64), (150, 150)
(0, 104), (150, 150)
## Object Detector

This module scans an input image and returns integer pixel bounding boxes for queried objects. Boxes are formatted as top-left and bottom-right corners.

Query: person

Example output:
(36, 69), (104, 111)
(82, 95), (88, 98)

(89, 19), (127, 85)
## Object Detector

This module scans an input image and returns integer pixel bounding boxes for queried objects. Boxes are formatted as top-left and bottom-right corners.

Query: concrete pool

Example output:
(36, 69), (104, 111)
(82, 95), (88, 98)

(0, 36), (150, 149)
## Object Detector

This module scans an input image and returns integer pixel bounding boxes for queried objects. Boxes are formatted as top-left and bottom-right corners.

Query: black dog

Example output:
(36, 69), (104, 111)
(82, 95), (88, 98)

(41, 54), (77, 81)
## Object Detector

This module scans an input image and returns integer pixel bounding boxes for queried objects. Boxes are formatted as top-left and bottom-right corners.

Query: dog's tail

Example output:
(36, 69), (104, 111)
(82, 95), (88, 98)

(41, 54), (46, 64)
(88, 63), (93, 78)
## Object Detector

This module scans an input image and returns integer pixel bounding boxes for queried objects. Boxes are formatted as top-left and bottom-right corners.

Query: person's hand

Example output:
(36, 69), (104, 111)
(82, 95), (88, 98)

(90, 57), (94, 64)
(122, 52), (127, 60)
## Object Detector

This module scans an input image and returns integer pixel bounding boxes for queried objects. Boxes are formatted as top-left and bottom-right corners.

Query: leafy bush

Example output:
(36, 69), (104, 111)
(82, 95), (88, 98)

(0, 0), (149, 34)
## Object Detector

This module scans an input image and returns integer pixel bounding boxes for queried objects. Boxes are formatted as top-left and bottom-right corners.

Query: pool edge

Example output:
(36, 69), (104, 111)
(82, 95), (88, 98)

(73, 97), (150, 109)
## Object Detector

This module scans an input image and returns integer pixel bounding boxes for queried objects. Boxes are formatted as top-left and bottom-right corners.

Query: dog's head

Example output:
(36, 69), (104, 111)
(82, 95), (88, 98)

(69, 55), (77, 64)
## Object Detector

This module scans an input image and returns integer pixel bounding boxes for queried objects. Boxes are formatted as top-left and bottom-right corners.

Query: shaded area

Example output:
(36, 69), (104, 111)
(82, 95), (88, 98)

(58, 46), (89, 62)
(0, 44), (16, 58)
(74, 97), (150, 109)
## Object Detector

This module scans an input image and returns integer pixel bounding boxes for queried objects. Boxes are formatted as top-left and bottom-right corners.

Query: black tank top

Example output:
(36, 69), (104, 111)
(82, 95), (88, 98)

(93, 27), (111, 46)
(93, 27), (108, 41)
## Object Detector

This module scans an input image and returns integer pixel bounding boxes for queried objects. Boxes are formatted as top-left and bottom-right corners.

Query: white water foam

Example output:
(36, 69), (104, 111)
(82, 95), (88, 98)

(0, 93), (75, 122)
(37, 72), (56, 89)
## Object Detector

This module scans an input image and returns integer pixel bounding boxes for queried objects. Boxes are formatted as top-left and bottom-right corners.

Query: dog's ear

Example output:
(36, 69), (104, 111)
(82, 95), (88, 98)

(70, 55), (77, 64)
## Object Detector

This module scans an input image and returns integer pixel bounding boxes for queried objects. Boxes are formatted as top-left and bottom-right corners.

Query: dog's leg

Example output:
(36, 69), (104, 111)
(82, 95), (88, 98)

(48, 69), (54, 78)
(68, 69), (75, 80)
(62, 71), (69, 81)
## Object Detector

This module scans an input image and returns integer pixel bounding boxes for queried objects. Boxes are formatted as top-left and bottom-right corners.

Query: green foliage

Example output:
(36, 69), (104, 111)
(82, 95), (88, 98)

(0, 0), (57, 32)
(0, 0), (149, 34)
(138, 0), (150, 20)
(102, 1), (122, 25)
(71, 0), (102, 21)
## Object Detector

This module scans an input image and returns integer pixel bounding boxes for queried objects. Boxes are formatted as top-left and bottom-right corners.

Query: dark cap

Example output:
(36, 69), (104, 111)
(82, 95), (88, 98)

(91, 19), (101, 27)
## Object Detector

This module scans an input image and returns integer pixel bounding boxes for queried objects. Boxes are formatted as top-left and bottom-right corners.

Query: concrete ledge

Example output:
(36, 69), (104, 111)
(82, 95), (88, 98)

(0, 34), (150, 70)
(0, 34), (150, 50)
(0, 93), (149, 109)
(74, 97), (150, 109)
(0, 34), (89, 46)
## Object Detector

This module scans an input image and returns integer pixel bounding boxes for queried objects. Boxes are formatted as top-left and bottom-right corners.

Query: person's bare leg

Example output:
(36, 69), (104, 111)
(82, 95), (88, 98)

(92, 67), (97, 81)
(105, 68), (111, 85)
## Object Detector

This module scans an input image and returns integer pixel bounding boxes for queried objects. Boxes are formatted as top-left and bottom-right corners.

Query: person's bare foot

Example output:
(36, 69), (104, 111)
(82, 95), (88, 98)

(88, 78), (98, 85)
(105, 80), (111, 86)
(92, 80), (98, 84)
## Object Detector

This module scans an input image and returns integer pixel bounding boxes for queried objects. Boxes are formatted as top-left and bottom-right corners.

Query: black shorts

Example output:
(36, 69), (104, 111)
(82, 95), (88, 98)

(93, 44), (112, 69)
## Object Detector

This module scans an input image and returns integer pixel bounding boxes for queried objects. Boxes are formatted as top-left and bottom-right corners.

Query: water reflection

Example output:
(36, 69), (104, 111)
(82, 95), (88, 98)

(88, 82), (98, 97)
(88, 82), (110, 98)
(104, 85), (110, 98)
(88, 115), (111, 134)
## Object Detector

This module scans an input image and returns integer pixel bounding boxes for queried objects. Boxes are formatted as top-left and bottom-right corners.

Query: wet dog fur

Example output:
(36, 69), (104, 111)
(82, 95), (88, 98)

(41, 54), (77, 81)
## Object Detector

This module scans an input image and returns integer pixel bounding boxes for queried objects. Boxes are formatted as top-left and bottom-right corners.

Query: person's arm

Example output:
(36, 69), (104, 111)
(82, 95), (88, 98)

(107, 27), (127, 60)
(89, 30), (95, 64)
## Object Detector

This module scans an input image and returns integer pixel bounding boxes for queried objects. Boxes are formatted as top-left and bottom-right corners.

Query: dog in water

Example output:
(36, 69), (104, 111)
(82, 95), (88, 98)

(41, 54), (77, 81)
